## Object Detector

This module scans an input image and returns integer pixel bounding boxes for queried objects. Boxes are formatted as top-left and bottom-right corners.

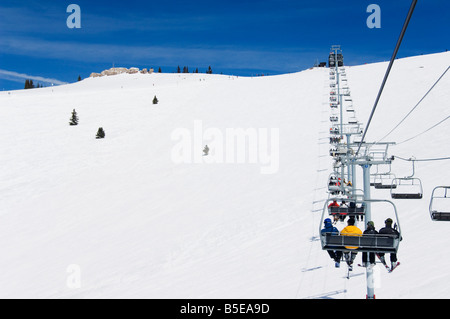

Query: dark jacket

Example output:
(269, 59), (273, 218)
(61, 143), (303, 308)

(363, 226), (378, 235)
(379, 225), (401, 239)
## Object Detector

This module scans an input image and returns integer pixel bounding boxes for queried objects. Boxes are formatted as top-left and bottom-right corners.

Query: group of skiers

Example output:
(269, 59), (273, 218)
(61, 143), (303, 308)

(321, 217), (401, 271)
(328, 199), (363, 222)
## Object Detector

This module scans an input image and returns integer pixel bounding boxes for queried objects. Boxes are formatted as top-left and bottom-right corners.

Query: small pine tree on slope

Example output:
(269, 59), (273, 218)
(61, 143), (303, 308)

(96, 127), (105, 139)
(69, 109), (79, 126)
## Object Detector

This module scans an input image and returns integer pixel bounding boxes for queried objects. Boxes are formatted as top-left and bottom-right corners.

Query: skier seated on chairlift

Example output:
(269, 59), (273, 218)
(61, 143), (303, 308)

(321, 218), (343, 268)
(340, 217), (362, 270)
(328, 200), (339, 209)
(347, 201), (362, 221)
(377, 218), (401, 271)
(362, 221), (378, 268)
(337, 200), (349, 221)
(328, 176), (337, 186)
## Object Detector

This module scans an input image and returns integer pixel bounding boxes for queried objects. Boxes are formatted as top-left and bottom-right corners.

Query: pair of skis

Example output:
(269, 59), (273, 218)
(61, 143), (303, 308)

(357, 261), (400, 273)
(357, 254), (400, 273)
(376, 253), (400, 273)
(342, 256), (400, 279)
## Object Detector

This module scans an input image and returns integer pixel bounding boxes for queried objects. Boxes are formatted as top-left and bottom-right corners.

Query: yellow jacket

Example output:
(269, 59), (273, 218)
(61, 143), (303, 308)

(341, 225), (363, 249)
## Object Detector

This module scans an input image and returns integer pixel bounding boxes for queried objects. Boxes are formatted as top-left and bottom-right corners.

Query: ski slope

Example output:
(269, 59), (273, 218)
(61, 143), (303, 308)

(0, 51), (449, 299)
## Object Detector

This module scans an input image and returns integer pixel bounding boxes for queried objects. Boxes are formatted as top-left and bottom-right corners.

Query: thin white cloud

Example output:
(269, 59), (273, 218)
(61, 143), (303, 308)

(0, 35), (313, 73)
(0, 69), (68, 85)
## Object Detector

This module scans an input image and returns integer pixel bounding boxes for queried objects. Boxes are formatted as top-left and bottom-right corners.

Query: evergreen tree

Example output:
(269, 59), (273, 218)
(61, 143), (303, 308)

(24, 79), (35, 89)
(96, 127), (105, 139)
(78, 75), (82, 81)
(195, 68), (199, 73)
(158, 67), (162, 73)
(69, 109), (79, 126)
(153, 95), (159, 105)
(206, 66), (213, 74)
(177, 65), (181, 73)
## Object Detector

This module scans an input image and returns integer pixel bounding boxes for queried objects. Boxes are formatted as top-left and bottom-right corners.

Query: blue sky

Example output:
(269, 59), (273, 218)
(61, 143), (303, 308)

(0, 0), (448, 90)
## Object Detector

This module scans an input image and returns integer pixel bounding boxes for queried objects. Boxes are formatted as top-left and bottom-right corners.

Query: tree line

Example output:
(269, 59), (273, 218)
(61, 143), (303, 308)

(176, 66), (213, 74)
(24, 79), (44, 89)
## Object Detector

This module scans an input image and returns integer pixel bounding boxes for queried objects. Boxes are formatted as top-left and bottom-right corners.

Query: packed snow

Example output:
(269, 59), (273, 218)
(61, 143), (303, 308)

(0, 51), (449, 299)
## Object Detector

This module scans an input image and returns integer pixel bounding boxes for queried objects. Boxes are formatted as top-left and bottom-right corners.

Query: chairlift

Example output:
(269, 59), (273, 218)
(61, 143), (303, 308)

(330, 136), (342, 144)
(348, 116), (358, 124)
(320, 199), (401, 254)
(373, 174), (397, 189)
(390, 159), (423, 199)
(429, 186), (450, 221)
(330, 116), (339, 122)
(391, 177), (423, 199)
(330, 127), (340, 135)
(326, 198), (365, 218)
(330, 146), (347, 157)
(327, 174), (344, 194)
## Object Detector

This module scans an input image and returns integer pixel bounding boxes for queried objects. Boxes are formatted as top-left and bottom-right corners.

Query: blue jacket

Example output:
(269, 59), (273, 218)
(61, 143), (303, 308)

(321, 220), (339, 235)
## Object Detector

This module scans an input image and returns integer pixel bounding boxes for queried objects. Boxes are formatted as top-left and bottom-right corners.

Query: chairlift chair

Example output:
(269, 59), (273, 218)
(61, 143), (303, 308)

(330, 127), (340, 135)
(429, 186), (450, 221)
(320, 199), (401, 254)
(326, 198), (365, 218)
(330, 146), (347, 157)
(373, 174), (397, 189)
(391, 177), (423, 199)
(327, 174), (344, 194)
(330, 116), (339, 122)
(348, 116), (358, 124)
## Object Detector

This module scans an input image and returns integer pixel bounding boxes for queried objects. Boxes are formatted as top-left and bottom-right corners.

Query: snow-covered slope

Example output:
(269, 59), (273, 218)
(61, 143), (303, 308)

(0, 51), (449, 299)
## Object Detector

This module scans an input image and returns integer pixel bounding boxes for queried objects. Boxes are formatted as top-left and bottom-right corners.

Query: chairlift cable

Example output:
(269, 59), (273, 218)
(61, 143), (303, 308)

(393, 155), (450, 162)
(396, 115), (450, 144)
(356, 0), (418, 156)
(376, 66), (450, 144)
